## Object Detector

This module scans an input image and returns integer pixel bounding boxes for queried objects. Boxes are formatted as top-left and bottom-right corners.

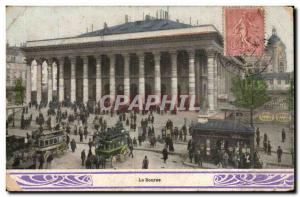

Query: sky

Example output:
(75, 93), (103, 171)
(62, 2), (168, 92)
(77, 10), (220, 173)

(6, 6), (294, 71)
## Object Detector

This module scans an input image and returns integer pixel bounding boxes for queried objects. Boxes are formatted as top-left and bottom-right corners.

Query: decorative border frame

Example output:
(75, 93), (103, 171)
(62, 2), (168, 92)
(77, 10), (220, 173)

(7, 169), (294, 192)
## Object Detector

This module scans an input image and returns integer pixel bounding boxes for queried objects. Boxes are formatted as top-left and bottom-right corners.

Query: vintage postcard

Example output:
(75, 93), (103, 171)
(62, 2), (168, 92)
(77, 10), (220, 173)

(6, 6), (295, 192)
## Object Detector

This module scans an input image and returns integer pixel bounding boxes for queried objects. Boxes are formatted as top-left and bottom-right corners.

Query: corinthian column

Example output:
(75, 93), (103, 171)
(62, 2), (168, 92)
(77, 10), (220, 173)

(170, 51), (178, 100)
(95, 56), (102, 102)
(47, 59), (53, 102)
(58, 57), (64, 102)
(26, 59), (32, 104)
(153, 51), (161, 100)
(123, 54), (130, 100)
(82, 56), (89, 104)
(188, 50), (196, 96)
(207, 50), (216, 111)
(36, 59), (42, 104)
(138, 53), (145, 103)
(109, 54), (116, 100)
(70, 57), (76, 102)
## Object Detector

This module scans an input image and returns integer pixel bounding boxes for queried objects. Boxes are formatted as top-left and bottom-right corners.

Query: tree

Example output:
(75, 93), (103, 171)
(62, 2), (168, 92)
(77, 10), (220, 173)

(231, 75), (270, 127)
(14, 78), (25, 105)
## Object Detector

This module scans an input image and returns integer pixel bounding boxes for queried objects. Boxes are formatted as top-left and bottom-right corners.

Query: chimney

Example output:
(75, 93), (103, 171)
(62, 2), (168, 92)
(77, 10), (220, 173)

(91, 24), (93, 32)
(125, 14), (129, 23)
(189, 17), (192, 25)
(176, 19), (179, 23)
(104, 22), (108, 29)
(86, 27), (88, 33)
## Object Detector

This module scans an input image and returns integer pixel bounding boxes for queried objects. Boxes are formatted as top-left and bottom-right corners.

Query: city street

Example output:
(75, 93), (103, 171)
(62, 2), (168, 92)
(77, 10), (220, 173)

(7, 106), (294, 169)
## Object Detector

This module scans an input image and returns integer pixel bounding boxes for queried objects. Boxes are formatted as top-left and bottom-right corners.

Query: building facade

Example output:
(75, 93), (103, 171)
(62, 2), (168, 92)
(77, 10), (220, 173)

(6, 44), (26, 104)
(22, 17), (243, 111)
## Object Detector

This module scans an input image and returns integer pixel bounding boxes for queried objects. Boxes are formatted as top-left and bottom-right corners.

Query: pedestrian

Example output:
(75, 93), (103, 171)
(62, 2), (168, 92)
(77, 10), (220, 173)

(277, 146), (283, 163)
(256, 127), (260, 147)
(38, 153), (44, 169)
(133, 137), (137, 147)
(79, 130), (83, 142)
(128, 143), (134, 158)
(267, 141), (272, 155)
(88, 138), (93, 150)
(46, 152), (53, 169)
(81, 150), (86, 166)
(282, 128), (286, 143)
(162, 146), (168, 163)
(263, 133), (268, 143)
(188, 148), (194, 163)
(222, 151), (229, 168)
(142, 156), (149, 169)
(84, 126), (88, 140)
(138, 135), (142, 146)
(70, 139), (77, 152)
(85, 156), (92, 169)
(263, 140), (268, 153)
(196, 150), (202, 167)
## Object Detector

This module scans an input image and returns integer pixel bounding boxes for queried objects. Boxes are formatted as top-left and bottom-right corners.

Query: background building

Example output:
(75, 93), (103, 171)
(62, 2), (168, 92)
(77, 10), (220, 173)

(22, 13), (243, 112)
(6, 43), (26, 104)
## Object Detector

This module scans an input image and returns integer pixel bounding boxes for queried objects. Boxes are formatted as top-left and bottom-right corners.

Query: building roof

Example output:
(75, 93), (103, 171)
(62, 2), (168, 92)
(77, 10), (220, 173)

(191, 119), (254, 134)
(261, 72), (291, 80)
(78, 19), (192, 37)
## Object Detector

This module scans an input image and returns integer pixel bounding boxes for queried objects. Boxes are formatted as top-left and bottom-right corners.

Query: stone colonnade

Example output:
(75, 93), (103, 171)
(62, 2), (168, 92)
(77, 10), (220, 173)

(26, 49), (228, 111)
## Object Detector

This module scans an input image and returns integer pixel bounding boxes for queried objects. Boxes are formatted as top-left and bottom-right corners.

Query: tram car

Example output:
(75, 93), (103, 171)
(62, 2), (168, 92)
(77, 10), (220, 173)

(95, 122), (129, 159)
(31, 128), (67, 154)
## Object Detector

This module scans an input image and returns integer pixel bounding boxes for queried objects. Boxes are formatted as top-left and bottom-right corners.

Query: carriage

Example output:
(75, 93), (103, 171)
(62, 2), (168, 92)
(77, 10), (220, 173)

(95, 122), (129, 160)
(32, 128), (67, 154)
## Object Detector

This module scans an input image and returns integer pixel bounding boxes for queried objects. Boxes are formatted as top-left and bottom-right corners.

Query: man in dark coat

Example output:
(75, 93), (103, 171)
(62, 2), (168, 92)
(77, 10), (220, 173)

(66, 134), (70, 148)
(267, 141), (272, 155)
(162, 147), (168, 163)
(46, 152), (54, 169)
(128, 144), (134, 158)
(81, 150), (86, 166)
(282, 128), (286, 143)
(79, 130), (83, 142)
(88, 139), (93, 150)
(70, 139), (77, 152)
(84, 126), (88, 140)
(38, 153), (44, 169)
(256, 127), (260, 147)
(142, 156), (149, 169)
(277, 146), (283, 163)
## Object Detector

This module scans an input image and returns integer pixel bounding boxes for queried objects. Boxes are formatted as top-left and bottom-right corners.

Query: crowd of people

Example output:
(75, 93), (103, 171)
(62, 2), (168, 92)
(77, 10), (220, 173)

(7, 98), (293, 169)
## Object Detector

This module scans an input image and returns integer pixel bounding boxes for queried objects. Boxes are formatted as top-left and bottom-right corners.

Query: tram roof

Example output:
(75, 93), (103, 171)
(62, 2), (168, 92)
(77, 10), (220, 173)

(191, 119), (254, 134)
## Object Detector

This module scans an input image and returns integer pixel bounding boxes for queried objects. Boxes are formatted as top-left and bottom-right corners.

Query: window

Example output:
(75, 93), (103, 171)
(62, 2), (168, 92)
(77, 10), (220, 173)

(285, 80), (289, 85)
(269, 79), (274, 85)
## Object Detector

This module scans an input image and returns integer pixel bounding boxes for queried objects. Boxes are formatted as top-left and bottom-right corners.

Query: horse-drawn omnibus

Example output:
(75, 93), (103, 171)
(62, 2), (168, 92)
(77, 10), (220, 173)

(32, 129), (67, 154)
(95, 122), (129, 160)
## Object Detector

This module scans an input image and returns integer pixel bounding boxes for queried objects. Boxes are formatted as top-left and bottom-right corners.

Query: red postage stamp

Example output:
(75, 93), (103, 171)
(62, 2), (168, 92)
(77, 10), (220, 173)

(224, 7), (265, 56)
